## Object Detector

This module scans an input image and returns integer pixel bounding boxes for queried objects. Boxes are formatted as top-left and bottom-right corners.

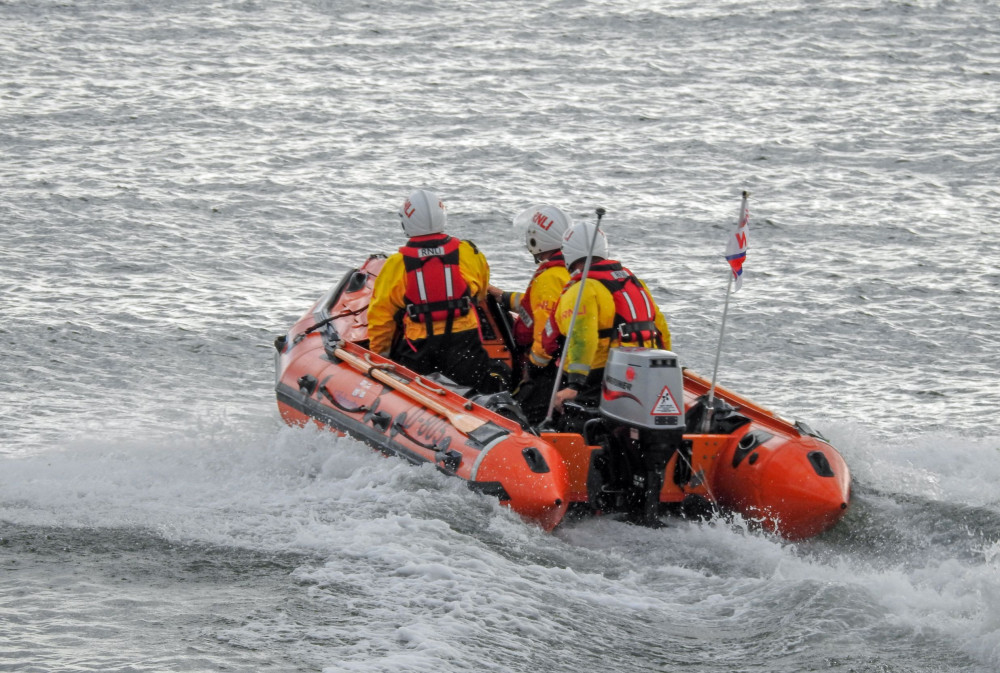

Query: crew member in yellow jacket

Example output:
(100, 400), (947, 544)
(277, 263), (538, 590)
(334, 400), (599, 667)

(368, 189), (502, 393)
(537, 219), (671, 413)
(487, 204), (573, 422)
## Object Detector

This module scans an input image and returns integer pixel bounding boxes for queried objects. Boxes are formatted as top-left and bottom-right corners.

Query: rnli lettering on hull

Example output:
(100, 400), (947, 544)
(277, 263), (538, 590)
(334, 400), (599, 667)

(408, 407), (451, 446)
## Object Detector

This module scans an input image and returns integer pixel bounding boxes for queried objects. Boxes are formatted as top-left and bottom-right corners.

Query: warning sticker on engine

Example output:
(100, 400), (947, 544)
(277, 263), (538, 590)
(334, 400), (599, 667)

(652, 385), (681, 415)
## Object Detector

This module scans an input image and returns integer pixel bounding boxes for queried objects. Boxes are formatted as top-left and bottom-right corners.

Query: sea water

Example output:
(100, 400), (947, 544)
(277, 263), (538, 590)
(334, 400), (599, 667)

(2, 1), (999, 671)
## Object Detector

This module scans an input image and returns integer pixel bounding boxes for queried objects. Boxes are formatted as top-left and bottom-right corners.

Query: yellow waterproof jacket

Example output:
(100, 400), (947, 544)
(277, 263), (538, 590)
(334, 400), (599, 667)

(534, 268), (671, 385)
(507, 260), (572, 368)
(368, 238), (489, 355)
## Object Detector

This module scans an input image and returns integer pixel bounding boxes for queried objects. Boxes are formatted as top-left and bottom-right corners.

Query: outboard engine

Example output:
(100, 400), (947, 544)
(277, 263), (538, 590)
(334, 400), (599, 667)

(590, 347), (687, 524)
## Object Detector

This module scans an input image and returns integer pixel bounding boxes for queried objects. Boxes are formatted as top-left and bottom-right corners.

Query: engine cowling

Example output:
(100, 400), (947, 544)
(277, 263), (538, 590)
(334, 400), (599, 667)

(595, 347), (687, 523)
(599, 347), (685, 430)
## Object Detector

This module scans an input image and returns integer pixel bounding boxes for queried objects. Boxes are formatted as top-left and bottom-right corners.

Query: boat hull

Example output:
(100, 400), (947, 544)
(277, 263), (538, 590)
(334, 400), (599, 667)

(275, 257), (569, 531)
(275, 257), (850, 538)
(276, 343), (570, 532)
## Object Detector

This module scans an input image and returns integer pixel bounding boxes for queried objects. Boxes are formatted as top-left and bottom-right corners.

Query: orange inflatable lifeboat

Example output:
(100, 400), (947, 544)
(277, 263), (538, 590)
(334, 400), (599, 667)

(275, 255), (850, 539)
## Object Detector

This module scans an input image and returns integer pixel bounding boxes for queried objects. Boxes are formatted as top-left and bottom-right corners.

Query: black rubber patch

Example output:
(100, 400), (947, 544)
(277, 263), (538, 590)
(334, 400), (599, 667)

(732, 429), (773, 468)
(522, 447), (550, 473)
(467, 421), (508, 447)
(808, 450), (835, 477)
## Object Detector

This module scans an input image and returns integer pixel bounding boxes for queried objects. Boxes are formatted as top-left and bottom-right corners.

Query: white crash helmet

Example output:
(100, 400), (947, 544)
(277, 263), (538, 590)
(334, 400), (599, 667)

(399, 189), (447, 237)
(561, 220), (609, 268)
(515, 205), (573, 257)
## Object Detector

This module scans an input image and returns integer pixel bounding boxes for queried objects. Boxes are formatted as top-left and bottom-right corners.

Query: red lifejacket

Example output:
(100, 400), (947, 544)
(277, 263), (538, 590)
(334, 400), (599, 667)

(513, 252), (565, 347)
(588, 261), (664, 347)
(399, 234), (472, 337)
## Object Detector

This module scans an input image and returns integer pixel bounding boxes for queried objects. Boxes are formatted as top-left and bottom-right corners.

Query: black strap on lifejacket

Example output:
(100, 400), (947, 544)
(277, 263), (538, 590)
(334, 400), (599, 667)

(404, 296), (472, 336)
(590, 262), (664, 348)
(598, 320), (662, 346)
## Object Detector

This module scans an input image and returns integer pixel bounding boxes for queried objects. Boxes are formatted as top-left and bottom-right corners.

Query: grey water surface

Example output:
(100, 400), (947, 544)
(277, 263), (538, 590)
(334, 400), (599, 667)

(2, 1), (999, 671)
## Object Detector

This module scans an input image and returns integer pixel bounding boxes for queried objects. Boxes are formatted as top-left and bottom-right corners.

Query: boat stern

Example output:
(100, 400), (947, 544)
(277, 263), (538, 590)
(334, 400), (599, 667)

(470, 434), (571, 532)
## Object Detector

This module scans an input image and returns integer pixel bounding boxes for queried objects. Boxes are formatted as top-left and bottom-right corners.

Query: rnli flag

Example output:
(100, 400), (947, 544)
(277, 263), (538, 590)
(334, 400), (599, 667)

(725, 192), (750, 292)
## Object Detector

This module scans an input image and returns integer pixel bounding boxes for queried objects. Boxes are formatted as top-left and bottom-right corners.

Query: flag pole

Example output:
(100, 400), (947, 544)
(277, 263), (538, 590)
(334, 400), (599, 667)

(543, 207), (605, 426)
(701, 275), (733, 433)
(701, 190), (750, 433)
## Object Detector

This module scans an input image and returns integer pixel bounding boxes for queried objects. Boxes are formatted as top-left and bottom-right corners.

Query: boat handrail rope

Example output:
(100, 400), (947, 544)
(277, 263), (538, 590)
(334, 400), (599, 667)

(318, 384), (370, 415)
(359, 352), (414, 384)
(413, 376), (448, 396)
(363, 352), (396, 372)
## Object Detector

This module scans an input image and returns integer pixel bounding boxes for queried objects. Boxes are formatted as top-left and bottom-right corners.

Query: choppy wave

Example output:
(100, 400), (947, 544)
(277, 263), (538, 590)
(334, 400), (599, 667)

(3, 0), (1000, 670)
(1, 420), (998, 671)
